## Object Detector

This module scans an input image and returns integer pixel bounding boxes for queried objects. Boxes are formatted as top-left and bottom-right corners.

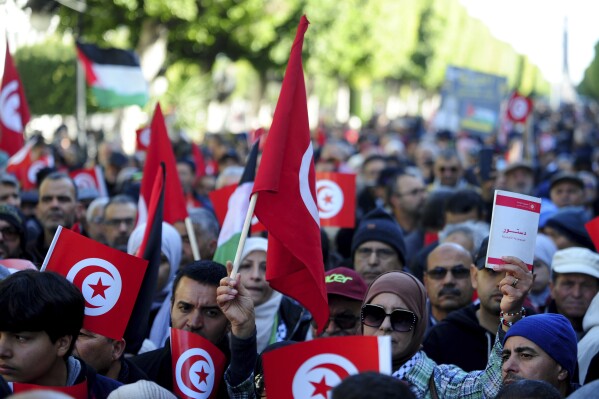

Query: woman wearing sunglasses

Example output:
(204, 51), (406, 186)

(361, 255), (533, 398)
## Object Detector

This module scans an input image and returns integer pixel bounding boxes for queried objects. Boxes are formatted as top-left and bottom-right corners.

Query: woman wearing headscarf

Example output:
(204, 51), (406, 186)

(361, 254), (532, 398)
(238, 237), (310, 353)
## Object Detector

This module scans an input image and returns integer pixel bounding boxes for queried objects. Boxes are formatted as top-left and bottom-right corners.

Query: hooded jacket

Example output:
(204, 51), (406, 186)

(578, 292), (599, 384)
(423, 303), (495, 372)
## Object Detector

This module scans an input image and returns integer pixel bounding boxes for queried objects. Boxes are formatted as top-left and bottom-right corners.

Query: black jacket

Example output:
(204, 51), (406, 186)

(423, 303), (495, 372)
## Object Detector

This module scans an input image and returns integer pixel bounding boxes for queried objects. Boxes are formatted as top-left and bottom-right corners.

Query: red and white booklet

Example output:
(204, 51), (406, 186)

(486, 190), (541, 271)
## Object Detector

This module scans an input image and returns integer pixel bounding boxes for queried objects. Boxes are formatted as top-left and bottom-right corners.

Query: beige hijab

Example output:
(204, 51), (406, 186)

(363, 271), (428, 367)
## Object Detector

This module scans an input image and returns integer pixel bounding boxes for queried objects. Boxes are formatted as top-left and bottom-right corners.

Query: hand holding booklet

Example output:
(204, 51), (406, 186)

(486, 190), (541, 271)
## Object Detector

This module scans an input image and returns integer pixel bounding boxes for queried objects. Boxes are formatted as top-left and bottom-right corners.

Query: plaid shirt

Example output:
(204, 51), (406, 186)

(403, 327), (506, 399)
(226, 369), (256, 399)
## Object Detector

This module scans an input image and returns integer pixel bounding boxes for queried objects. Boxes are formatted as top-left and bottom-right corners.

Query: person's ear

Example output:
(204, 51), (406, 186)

(557, 366), (568, 381)
(112, 339), (126, 360)
(470, 264), (479, 290)
(56, 335), (72, 358)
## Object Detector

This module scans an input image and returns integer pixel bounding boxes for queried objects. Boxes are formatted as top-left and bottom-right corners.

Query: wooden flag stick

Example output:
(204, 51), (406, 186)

(230, 192), (258, 278)
(185, 216), (201, 261)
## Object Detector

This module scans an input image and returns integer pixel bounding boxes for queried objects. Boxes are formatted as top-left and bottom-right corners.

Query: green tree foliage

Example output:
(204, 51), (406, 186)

(579, 42), (599, 100)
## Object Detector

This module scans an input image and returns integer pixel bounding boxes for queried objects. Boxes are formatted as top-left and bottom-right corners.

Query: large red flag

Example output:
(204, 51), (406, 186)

(0, 41), (29, 156)
(171, 328), (226, 399)
(263, 336), (391, 398)
(251, 16), (329, 333)
(41, 226), (148, 340)
(138, 103), (188, 225)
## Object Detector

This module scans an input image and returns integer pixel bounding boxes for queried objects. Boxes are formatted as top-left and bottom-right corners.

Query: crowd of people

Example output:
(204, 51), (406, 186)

(0, 101), (598, 398)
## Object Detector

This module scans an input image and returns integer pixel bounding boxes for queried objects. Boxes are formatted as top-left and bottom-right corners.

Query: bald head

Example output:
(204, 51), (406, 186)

(424, 243), (474, 321)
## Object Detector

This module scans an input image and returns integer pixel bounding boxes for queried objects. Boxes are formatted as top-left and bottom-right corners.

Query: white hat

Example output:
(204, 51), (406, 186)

(552, 247), (599, 279)
(241, 237), (268, 261)
(107, 380), (176, 399)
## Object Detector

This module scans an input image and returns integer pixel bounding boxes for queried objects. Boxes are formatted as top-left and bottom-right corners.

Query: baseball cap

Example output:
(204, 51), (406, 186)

(549, 172), (584, 191)
(324, 267), (368, 301)
(551, 247), (599, 279)
(503, 161), (534, 176)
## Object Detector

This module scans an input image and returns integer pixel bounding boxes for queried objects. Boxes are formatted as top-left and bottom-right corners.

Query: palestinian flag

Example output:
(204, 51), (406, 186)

(213, 141), (259, 265)
(76, 41), (149, 109)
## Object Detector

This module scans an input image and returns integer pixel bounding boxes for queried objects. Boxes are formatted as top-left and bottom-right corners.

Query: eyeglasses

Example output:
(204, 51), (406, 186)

(310, 313), (360, 331)
(438, 166), (459, 173)
(361, 304), (417, 332)
(104, 218), (135, 227)
(355, 247), (396, 260)
(0, 227), (19, 241)
(425, 265), (470, 280)
(396, 187), (427, 197)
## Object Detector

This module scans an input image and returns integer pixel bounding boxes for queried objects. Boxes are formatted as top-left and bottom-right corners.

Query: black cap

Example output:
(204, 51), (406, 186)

(474, 236), (489, 269)
(549, 172), (584, 191)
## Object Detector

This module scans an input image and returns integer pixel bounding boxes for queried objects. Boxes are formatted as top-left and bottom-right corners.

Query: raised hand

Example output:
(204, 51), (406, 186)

(216, 261), (256, 339)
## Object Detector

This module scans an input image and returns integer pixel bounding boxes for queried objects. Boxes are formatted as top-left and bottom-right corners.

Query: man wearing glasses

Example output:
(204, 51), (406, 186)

(310, 267), (368, 338)
(102, 194), (137, 252)
(350, 207), (407, 286)
(423, 237), (534, 371)
(423, 243), (474, 331)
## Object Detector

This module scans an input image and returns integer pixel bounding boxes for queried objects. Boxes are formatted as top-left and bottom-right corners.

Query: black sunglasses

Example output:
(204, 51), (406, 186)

(361, 304), (417, 332)
(425, 265), (470, 280)
(310, 313), (360, 330)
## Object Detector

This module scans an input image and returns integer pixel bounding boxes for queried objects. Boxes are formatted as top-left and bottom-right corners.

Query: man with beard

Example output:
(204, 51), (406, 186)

(502, 313), (578, 397)
(102, 195), (137, 252)
(423, 237), (534, 371)
(423, 243), (474, 331)
(34, 172), (79, 257)
(310, 267), (367, 338)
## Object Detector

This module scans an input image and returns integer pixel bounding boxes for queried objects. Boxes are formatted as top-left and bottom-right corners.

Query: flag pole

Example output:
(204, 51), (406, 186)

(185, 216), (201, 260)
(230, 192), (258, 278)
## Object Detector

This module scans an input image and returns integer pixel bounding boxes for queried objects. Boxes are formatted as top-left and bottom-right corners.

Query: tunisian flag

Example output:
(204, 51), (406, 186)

(1, 41), (29, 156)
(263, 336), (391, 398)
(138, 103), (188, 225)
(171, 328), (226, 399)
(251, 16), (329, 333)
(315, 172), (356, 228)
(41, 226), (148, 340)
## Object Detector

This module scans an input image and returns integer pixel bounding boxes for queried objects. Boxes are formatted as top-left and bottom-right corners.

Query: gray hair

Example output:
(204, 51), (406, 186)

(439, 220), (489, 257)
(188, 207), (220, 239)
(86, 197), (110, 223)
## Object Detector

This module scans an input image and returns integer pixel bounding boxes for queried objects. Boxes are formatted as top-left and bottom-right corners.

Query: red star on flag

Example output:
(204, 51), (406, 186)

(196, 366), (209, 385)
(324, 194), (333, 204)
(310, 376), (332, 398)
(89, 277), (110, 299)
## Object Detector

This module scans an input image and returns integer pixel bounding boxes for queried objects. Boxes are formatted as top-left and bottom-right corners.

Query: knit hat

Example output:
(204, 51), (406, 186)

(544, 208), (594, 250)
(503, 313), (577, 381)
(324, 267), (367, 301)
(351, 207), (406, 266)
(0, 204), (27, 256)
(107, 380), (177, 399)
(551, 247), (599, 279)
(0, 204), (24, 233)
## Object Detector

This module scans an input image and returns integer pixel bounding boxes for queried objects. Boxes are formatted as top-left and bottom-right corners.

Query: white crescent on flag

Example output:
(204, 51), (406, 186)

(66, 257), (123, 317)
(299, 142), (320, 227)
(0, 80), (23, 133)
(175, 347), (216, 399)
(292, 353), (358, 399)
